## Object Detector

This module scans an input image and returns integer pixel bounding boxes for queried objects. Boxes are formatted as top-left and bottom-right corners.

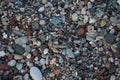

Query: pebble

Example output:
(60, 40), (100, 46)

(83, 15), (89, 24)
(87, 2), (92, 9)
(54, 67), (60, 75)
(65, 49), (75, 58)
(15, 36), (28, 45)
(117, 0), (120, 5)
(78, 27), (85, 36)
(81, 7), (86, 15)
(8, 60), (16, 67)
(105, 33), (115, 43)
(50, 17), (61, 25)
(110, 75), (116, 80)
(13, 44), (25, 55)
(0, 64), (10, 70)
(50, 58), (56, 65)
(43, 48), (49, 54)
(16, 63), (23, 70)
(14, 54), (23, 60)
(7, 54), (13, 60)
(24, 73), (29, 80)
(89, 18), (96, 24)
(30, 66), (43, 80)
(100, 20), (106, 27)
(42, 0), (47, 4)
(71, 13), (78, 21)
(116, 24), (120, 30)
(32, 22), (39, 30)
(0, 51), (5, 57)
(40, 58), (46, 65)
(38, 7), (45, 12)
(40, 20), (46, 25)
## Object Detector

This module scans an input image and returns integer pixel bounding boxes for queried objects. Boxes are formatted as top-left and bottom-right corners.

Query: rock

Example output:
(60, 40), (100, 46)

(40, 20), (46, 25)
(25, 45), (31, 52)
(14, 54), (23, 60)
(71, 13), (78, 21)
(7, 46), (14, 53)
(40, 58), (46, 65)
(7, 54), (13, 60)
(40, 34), (46, 42)
(38, 7), (45, 12)
(54, 67), (60, 75)
(100, 20), (106, 27)
(81, 7), (86, 15)
(15, 36), (28, 45)
(0, 51), (5, 57)
(78, 27), (85, 36)
(117, 0), (120, 5)
(8, 60), (16, 67)
(43, 48), (49, 54)
(24, 73), (29, 80)
(13, 44), (25, 55)
(13, 29), (24, 36)
(30, 66), (42, 80)
(50, 17), (61, 25)
(0, 64), (10, 70)
(105, 33), (115, 43)
(83, 15), (88, 24)
(89, 18), (96, 24)
(65, 49), (75, 58)
(20, 8), (25, 12)
(116, 24), (120, 30)
(99, 29), (108, 36)
(42, 0), (47, 4)
(27, 54), (31, 59)
(50, 58), (56, 65)
(32, 22), (39, 30)
(110, 75), (116, 80)
(16, 63), (23, 70)
(87, 2), (92, 9)
(110, 17), (117, 23)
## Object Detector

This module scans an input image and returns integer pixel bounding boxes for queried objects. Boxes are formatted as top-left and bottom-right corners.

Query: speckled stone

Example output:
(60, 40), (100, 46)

(105, 33), (115, 43)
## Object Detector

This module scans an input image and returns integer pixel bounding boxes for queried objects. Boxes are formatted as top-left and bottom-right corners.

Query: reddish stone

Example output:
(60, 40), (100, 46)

(116, 24), (120, 30)
(7, 54), (13, 61)
(0, 64), (10, 70)
(32, 50), (38, 56)
(50, 58), (56, 65)
(113, 53), (120, 58)
(54, 67), (60, 75)
(25, 29), (32, 36)
(99, 68), (106, 75)
(78, 28), (85, 36)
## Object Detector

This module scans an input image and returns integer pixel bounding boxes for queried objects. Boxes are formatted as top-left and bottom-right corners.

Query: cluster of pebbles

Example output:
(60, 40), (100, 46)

(0, 0), (120, 80)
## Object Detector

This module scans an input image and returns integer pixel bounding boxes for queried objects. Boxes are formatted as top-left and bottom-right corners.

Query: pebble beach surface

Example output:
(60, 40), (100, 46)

(0, 0), (120, 80)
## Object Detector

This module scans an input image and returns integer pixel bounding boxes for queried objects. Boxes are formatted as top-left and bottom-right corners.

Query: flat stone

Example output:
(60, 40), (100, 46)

(0, 51), (5, 57)
(89, 18), (96, 24)
(105, 33), (115, 43)
(116, 24), (120, 30)
(40, 20), (46, 25)
(15, 36), (28, 45)
(0, 64), (10, 70)
(30, 66), (42, 80)
(65, 49), (75, 58)
(83, 15), (89, 24)
(50, 17), (61, 25)
(81, 7), (86, 15)
(78, 27), (85, 36)
(8, 60), (16, 67)
(14, 54), (23, 60)
(40, 58), (46, 65)
(72, 13), (78, 21)
(42, 0), (47, 4)
(38, 7), (45, 12)
(24, 73), (29, 80)
(13, 44), (25, 55)
(32, 22), (39, 29)
(16, 63), (23, 70)
(100, 20), (106, 27)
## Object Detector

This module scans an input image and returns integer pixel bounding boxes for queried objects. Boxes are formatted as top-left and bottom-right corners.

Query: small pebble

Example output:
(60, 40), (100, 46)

(0, 51), (5, 57)
(43, 48), (49, 54)
(0, 64), (10, 70)
(65, 49), (75, 58)
(38, 7), (45, 12)
(16, 63), (23, 70)
(72, 13), (78, 21)
(8, 60), (16, 67)
(105, 33), (115, 43)
(15, 36), (28, 45)
(40, 20), (46, 25)
(78, 27), (85, 36)
(24, 73), (29, 80)
(110, 75), (116, 80)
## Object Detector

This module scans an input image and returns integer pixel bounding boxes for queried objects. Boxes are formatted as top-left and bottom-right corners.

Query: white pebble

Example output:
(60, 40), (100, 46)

(89, 18), (96, 24)
(30, 66), (43, 80)
(16, 63), (23, 70)
(40, 58), (46, 65)
(40, 20), (46, 25)
(72, 13), (78, 21)
(27, 54), (31, 59)
(0, 51), (5, 57)
(24, 73), (29, 80)
(8, 60), (16, 67)
(38, 7), (45, 12)
(43, 48), (49, 54)
(110, 75), (116, 80)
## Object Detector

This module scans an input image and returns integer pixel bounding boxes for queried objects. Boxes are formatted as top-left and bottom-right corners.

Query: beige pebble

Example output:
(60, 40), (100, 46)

(72, 13), (78, 21)
(42, 0), (47, 4)
(40, 20), (46, 25)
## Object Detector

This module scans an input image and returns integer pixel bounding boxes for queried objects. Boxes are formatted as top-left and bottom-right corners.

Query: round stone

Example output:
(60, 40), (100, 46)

(110, 75), (116, 80)
(72, 13), (78, 21)
(78, 28), (85, 36)
(40, 20), (46, 25)
(116, 24), (120, 30)
(42, 0), (47, 4)
(32, 22), (39, 29)
(105, 33), (115, 43)
(13, 44), (25, 55)
(0, 51), (5, 57)
(8, 60), (16, 67)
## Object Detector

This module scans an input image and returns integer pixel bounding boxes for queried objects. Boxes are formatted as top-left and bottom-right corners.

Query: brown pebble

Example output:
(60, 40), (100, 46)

(116, 24), (120, 30)
(0, 64), (10, 70)
(7, 54), (13, 61)
(99, 68), (105, 75)
(25, 29), (32, 36)
(54, 67), (60, 75)
(32, 50), (38, 56)
(113, 53), (120, 58)
(78, 28), (85, 36)
(50, 58), (56, 65)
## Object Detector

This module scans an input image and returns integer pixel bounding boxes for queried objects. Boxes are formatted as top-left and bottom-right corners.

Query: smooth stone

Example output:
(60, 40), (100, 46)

(40, 20), (46, 25)
(15, 36), (28, 45)
(0, 51), (5, 57)
(117, 0), (120, 5)
(110, 75), (116, 80)
(13, 44), (25, 55)
(40, 58), (46, 65)
(40, 34), (46, 42)
(16, 63), (23, 70)
(83, 15), (88, 24)
(8, 60), (16, 67)
(65, 49), (75, 58)
(89, 18), (96, 24)
(105, 33), (115, 43)
(38, 7), (45, 12)
(42, 0), (47, 4)
(13, 29), (24, 36)
(72, 13), (78, 21)
(25, 45), (31, 52)
(20, 8), (25, 12)
(100, 20), (106, 27)
(27, 54), (31, 59)
(50, 17), (61, 25)
(14, 54), (23, 60)
(43, 48), (49, 54)
(87, 2), (92, 9)
(30, 66), (42, 80)
(32, 22), (39, 29)
(24, 73), (29, 80)
(99, 29), (108, 36)
(7, 46), (14, 53)
(81, 7), (86, 15)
